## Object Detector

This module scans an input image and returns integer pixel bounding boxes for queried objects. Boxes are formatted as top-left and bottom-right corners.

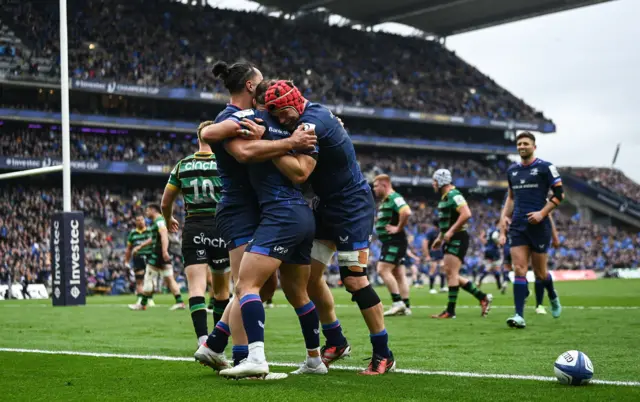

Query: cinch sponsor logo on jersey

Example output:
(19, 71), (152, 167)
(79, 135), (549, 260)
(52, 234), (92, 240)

(193, 233), (227, 248)
(182, 160), (217, 171)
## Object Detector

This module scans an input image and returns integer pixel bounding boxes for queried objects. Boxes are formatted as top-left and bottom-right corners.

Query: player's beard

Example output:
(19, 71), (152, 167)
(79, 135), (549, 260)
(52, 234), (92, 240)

(519, 149), (534, 161)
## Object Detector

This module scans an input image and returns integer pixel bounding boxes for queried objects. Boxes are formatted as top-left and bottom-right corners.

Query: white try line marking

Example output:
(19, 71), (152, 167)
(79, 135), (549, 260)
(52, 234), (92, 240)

(2, 303), (639, 310)
(0, 347), (638, 387)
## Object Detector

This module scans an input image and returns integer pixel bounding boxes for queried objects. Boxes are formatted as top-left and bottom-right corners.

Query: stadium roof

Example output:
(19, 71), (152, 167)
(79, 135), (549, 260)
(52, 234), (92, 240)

(253, 0), (614, 36)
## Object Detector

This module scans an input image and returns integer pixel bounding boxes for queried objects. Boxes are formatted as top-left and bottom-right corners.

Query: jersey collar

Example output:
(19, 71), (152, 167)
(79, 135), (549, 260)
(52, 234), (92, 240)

(135, 227), (146, 234)
(194, 151), (213, 156)
(441, 186), (456, 200)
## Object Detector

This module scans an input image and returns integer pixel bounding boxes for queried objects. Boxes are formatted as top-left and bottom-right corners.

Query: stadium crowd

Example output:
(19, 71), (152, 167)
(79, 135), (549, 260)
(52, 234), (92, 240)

(1, 0), (548, 122)
(566, 167), (640, 204)
(1, 127), (510, 180)
(2, 181), (639, 295)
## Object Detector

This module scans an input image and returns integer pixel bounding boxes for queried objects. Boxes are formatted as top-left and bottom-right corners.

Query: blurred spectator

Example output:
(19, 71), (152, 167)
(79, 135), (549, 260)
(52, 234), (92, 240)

(566, 167), (640, 204)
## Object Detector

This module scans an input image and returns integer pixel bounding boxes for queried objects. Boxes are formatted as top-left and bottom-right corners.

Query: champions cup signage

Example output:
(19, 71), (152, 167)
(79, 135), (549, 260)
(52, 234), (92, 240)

(51, 212), (86, 306)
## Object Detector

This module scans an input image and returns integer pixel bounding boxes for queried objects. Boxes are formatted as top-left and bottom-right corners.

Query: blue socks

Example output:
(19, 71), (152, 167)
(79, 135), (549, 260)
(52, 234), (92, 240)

(535, 278), (545, 306)
(232, 345), (249, 366)
(295, 301), (320, 350)
(239, 294), (265, 344)
(370, 329), (390, 358)
(513, 276), (528, 317)
(322, 320), (347, 347)
(206, 321), (230, 353)
(544, 273), (557, 300)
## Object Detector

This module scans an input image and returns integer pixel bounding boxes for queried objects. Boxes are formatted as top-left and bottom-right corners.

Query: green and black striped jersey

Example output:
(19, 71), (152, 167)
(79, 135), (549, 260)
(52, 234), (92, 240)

(437, 187), (468, 233)
(126, 228), (153, 255)
(375, 191), (409, 243)
(167, 152), (222, 218)
(149, 215), (167, 257)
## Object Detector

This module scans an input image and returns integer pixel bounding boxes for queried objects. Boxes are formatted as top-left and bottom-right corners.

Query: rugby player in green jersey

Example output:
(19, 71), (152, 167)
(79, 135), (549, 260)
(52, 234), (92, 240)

(430, 169), (493, 319)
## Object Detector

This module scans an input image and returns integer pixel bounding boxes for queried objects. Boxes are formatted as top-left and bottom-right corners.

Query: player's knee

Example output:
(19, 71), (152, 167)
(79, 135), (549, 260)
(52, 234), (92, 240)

(259, 277), (276, 302)
(533, 267), (548, 280)
(339, 262), (368, 293)
(350, 284), (381, 310)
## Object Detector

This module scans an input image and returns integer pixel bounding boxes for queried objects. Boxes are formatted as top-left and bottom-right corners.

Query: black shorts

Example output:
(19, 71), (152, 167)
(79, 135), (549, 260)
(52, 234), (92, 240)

(182, 217), (230, 273)
(443, 231), (469, 262)
(132, 255), (148, 271)
(379, 239), (408, 266)
(132, 255), (148, 278)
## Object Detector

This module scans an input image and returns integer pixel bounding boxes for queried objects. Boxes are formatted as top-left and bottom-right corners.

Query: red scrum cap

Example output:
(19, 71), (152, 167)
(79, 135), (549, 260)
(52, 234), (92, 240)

(264, 80), (306, 115)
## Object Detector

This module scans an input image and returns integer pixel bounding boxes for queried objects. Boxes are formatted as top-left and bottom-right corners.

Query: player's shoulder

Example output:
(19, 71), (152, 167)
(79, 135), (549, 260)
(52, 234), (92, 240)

(449, 187), (464, 197)
(301, 102), (333, 124)
(507, 162), (520, 172)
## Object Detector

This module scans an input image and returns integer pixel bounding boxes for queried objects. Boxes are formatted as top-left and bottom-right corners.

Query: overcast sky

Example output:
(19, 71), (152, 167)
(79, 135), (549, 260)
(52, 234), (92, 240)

(203, 0), (639, 181)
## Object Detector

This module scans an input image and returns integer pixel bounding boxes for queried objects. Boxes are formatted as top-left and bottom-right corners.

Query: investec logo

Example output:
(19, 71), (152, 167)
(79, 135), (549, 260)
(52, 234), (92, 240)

(69, 220), (82, 296)
(183, 161), (217, 171)
(53, 220), (61, 298)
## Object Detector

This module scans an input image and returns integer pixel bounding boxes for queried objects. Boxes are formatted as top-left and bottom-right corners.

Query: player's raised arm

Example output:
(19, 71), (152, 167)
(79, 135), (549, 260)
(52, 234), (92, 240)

(225, 123), (316, 164)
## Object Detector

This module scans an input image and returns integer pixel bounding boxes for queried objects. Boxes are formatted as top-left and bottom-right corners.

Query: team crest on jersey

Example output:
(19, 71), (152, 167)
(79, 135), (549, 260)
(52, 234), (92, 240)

(530, 168), (538, 176)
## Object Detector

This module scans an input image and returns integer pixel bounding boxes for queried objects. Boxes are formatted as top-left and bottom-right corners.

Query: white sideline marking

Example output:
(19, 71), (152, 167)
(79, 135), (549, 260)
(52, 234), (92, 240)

(2, 303), (639, 310)
(0, 348), (638, 387)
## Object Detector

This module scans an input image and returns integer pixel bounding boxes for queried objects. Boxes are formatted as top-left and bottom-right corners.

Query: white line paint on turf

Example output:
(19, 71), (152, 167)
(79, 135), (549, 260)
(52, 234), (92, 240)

(3, 304), (640, 310)
(1, 347), (639, 387)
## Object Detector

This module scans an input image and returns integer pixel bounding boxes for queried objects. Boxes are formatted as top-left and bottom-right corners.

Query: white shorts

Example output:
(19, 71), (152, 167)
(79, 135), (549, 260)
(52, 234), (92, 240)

(143, 263), (173, 292)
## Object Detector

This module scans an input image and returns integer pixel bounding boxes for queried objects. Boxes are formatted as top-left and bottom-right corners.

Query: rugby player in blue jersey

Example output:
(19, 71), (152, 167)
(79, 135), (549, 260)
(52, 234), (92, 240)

(423, 220), (446, 294)
(194, 61), (317, 372)
(499, 132), (563, 329)
(265, 80), (394, 375)
(477, 220), (503, 291)
(218, 81), (325, 379)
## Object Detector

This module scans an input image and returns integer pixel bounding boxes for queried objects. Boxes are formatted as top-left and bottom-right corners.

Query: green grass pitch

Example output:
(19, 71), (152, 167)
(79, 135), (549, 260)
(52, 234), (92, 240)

(1, 279), (639, 401)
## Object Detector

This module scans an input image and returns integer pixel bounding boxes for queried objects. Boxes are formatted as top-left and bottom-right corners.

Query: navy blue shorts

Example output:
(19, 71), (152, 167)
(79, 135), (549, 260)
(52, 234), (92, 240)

(503, 243), (512, 265)
(429, 251), (444, 261)
(216, 202), (261, 250)
(508, 222), (551, 254)
(484, 250), (501, 261)
(314, 187), (375, 251)
(246, 204), (315, 265)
